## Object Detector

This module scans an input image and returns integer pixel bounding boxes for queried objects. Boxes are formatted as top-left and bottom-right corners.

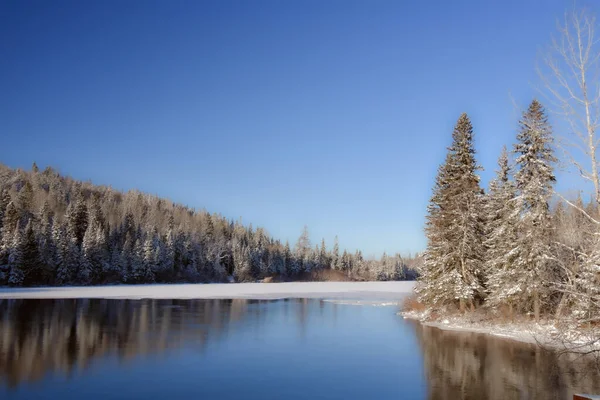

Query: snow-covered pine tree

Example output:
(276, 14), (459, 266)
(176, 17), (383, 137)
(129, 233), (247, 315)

(512, 100), (557, 321)
(0, 189), (10, 232)
(161, 217), (176, 281)
(571, 232), (600, 323)
(80, 222), (97, 285)
(283, 241), (292, 276)
(0, 201), (19, 265)
(67, 193), (88, 248)
(21, 219), (42, 285)
(139, 232), (156, 283)
(128, 236), (144, 283)
(38, 201), (57, 282)
(417, 113), (485, 311)
(82, 195), (112, 283)
(319, 238), (328, 269)
(332, 236), (340, 270)
(338, 250), (346, 271)
(53, 222), (69, 284)
(484, 147), (520, 315)
(270, 246), (284, 276)
(295, 225), (311, 273)
(353, 250), (364, 277)
(16, 181), (33, 225)
(8, 225), (24, 286)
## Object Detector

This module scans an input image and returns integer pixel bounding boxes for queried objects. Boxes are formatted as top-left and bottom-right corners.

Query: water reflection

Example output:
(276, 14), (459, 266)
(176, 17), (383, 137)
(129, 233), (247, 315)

(0, 298), (258, 387)
(0, 299), (599, 400)
(412, 322), (600, 400)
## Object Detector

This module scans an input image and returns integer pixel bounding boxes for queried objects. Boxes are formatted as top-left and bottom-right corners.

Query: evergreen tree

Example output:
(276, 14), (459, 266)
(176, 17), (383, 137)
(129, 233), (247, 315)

(66, 193), (88, 248)
(38, 201), (57, 282)
(571, 232), (600, 323)
(21, 220), (42, 285)
(332, 236), (340, 270)
(0, 162), (415, 286)
(417, 113), (485, 311)
(0, 202), (19, 265)
(0, 189), (10, 232)
(129, 236), (154, 283)
(511, 100), (557, 321)
(17, 181), (33, 225)
(484, 147), (520, 314)
(319, 238), (328, 267)
(80, 223), (96, 285)
(295, 225), (311, 262)
(283, 241), (292, 276)
(8, 225), (24, 286)
(142, 230), (158, 282)
(160, 219), (176, 281)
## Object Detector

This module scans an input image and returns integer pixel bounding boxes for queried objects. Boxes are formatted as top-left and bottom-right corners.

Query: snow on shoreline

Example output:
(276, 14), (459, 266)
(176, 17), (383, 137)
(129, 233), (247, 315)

(401, 311), (542, 346)
(401, 310), (600, 352)
(0, 281), (416, 300)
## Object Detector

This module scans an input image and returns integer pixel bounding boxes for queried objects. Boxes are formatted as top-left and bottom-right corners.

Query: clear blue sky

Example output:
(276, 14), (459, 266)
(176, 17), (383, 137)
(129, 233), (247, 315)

(1, 0), (597, 258)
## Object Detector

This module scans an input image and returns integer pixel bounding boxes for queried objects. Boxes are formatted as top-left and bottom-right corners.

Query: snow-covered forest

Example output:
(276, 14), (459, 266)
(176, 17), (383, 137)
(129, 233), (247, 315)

(0, 163), (417, 286)
(417, 99), (599, 327)
(416, 10), (600, 352)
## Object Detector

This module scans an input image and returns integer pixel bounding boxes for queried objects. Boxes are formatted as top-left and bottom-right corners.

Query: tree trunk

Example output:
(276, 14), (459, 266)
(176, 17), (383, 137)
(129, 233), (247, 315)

(533, 291), (540, 322)
(554, 292), (566, 319)
(582, 68), (600, 211)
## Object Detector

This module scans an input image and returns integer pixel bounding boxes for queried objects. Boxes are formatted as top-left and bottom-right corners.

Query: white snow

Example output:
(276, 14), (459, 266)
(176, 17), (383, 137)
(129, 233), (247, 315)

(402, 309), (600, 353)
(321, 299), (402, 307)
(0, 281), (416, 300)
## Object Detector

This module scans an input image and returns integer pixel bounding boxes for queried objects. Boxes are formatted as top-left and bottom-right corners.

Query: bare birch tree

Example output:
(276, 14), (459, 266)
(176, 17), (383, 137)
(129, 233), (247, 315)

(540, 8), (600, 209)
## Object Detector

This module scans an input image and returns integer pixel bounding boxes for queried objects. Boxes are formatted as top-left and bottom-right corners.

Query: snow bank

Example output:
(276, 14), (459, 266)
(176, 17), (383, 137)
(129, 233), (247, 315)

(0, 281), (416, 300)
(403, 311), (541, 346)
(322, 299), (402, 307)
(402, 310), (600, 352)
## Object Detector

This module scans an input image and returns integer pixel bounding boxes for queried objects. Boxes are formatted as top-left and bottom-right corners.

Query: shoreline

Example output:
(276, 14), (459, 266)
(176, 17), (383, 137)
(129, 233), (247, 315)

(400, 311), (543, 347)
(400, 310), (599, 353)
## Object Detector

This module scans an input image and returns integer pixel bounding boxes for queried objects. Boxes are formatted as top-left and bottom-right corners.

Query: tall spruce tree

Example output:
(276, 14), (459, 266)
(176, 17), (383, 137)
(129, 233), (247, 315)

(484, 147), (520, 314)
(512, 100), (557, 321)
(417, 113), (485, 311)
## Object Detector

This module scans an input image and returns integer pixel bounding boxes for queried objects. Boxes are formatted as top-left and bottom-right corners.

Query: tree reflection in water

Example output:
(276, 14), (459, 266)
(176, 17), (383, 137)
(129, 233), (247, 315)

(0, 298), (259, 387)
(2, 299), (600, 400)
(411, 321), (600, 400)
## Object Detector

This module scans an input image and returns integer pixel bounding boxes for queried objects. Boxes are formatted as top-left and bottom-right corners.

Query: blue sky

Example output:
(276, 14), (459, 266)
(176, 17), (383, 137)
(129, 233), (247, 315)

(1, 0), (597, 257)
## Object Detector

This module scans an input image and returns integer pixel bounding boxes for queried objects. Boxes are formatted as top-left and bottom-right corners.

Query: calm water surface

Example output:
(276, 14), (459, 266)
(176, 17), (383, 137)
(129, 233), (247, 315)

(0, 299), (598, 399)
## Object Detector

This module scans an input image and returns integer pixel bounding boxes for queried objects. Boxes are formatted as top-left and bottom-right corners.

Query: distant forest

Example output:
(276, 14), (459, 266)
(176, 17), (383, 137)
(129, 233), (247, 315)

(0, 163), (418, 286)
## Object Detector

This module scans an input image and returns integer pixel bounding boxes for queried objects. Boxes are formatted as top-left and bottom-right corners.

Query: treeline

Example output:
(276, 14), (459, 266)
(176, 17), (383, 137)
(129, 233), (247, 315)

(0, 163), (416, 286)
(417, 100), (599, 327)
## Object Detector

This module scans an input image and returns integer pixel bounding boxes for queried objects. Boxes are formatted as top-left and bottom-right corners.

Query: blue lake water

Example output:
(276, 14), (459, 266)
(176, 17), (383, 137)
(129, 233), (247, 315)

(0, 298), (598, 399)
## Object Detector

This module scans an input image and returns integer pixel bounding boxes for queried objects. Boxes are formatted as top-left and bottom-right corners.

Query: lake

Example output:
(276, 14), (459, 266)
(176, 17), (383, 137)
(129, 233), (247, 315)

(0, 298), (598, 399)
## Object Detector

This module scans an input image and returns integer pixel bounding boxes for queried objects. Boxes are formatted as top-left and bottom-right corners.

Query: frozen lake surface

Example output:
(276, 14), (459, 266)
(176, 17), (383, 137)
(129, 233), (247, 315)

(0, 281), (415, 300)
